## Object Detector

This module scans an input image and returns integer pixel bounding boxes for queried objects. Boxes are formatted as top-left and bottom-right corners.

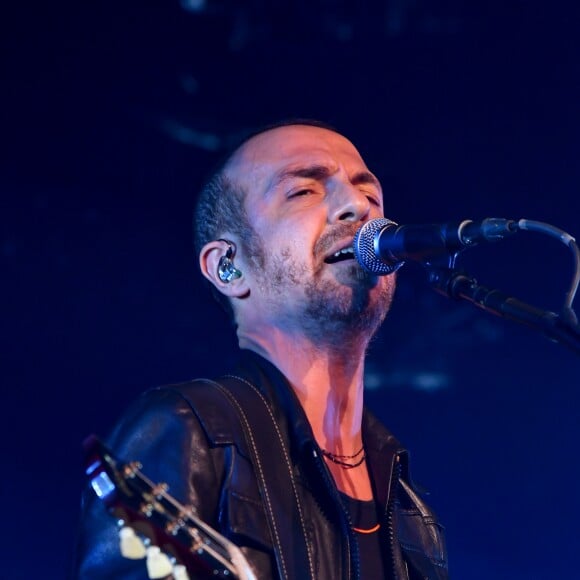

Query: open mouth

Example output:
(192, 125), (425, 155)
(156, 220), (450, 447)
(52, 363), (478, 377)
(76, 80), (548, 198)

(324, 246), (355, 264)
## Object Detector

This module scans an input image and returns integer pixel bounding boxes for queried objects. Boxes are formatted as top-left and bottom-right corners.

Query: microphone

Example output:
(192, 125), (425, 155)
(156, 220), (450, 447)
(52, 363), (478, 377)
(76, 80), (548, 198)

(353, 217), (518, 275)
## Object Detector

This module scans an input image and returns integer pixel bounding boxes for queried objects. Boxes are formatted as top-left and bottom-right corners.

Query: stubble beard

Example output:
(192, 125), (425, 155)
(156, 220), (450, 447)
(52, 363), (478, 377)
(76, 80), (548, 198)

(302, 262), (395, 348)
(247, 236), (396, 348)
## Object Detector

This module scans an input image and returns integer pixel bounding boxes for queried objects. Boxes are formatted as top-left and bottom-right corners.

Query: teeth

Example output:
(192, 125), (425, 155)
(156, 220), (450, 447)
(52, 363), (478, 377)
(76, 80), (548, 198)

(332, 247), (354, 258)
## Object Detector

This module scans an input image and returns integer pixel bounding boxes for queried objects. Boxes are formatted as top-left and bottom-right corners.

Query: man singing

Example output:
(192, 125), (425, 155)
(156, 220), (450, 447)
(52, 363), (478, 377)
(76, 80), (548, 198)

(75, 121), (448, 579)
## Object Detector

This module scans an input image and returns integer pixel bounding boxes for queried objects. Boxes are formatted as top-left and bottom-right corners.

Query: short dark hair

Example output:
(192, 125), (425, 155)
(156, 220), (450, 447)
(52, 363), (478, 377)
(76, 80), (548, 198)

(193, 172), (252, 321)
(193, 118), (340, 320)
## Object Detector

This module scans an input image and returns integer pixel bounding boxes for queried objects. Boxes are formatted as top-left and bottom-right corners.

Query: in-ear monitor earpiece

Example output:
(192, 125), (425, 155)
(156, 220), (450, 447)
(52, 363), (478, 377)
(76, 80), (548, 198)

(217, 239), (242, 283)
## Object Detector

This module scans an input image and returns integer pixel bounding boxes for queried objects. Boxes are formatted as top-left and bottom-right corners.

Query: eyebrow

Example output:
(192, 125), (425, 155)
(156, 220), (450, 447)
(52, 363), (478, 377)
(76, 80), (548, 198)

(271, 164), (381, 191)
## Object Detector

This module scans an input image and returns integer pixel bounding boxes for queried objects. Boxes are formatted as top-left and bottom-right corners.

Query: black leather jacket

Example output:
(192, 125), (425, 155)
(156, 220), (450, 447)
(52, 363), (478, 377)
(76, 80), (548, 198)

(74, 350), (448, 579)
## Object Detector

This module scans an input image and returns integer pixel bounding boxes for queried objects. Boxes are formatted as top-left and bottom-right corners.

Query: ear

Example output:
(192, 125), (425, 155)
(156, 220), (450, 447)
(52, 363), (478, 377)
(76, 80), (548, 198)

(199, 239), (249, 299)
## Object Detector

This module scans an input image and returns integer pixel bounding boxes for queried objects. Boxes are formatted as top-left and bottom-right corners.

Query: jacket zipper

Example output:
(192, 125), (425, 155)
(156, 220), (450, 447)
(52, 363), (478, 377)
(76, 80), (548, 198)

(386, 453), (403, 580)
(311, 446), (360, 580)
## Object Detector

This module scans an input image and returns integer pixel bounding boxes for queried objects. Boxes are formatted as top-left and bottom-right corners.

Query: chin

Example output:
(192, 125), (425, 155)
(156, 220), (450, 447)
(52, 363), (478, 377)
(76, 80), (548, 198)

(303, 274), (395, 337)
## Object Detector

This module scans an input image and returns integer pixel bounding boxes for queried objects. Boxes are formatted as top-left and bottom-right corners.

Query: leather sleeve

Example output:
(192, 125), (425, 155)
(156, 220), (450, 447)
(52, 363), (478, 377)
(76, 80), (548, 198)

(397, 478), (448, 580)
(72, 387), (224, 579)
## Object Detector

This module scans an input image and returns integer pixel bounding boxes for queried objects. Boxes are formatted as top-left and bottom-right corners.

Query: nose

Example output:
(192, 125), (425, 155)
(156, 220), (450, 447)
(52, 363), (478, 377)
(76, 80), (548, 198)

(328, 185), (371, 224)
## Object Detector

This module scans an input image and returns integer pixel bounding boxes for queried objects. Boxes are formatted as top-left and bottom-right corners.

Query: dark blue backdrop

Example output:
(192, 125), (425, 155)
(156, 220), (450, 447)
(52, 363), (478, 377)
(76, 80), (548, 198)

(2, 2), (579, 578)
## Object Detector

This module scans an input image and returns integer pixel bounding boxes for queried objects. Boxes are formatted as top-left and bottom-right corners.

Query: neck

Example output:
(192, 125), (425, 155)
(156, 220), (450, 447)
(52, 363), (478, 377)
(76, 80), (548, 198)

(238, 325), (369, 454)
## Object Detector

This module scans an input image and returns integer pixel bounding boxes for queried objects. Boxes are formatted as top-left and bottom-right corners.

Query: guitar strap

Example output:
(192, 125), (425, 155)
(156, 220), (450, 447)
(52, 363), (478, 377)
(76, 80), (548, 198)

(183, 376), (315, 580)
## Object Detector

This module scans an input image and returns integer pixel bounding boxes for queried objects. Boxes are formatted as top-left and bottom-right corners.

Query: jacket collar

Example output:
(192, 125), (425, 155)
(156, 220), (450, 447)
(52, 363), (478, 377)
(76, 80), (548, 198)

(232, 348), (407, 506)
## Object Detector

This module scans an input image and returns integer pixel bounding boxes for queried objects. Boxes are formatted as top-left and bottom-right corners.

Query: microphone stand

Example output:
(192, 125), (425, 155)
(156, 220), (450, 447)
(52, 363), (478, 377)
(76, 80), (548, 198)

(426, 266), (580, 356)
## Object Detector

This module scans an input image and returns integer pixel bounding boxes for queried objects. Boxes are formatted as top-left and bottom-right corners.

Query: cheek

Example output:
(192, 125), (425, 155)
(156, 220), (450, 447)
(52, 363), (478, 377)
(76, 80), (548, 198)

(259, 217), (309, 247)
(249, 204), (325, 258)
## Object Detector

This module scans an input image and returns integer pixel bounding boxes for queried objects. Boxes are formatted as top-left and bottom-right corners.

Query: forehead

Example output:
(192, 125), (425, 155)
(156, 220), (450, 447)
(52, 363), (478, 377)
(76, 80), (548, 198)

(223, 125), (370, 190)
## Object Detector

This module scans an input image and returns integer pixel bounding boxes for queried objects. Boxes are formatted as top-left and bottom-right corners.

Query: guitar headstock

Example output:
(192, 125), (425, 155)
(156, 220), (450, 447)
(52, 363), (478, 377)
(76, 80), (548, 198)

(83, 435), (254, 580)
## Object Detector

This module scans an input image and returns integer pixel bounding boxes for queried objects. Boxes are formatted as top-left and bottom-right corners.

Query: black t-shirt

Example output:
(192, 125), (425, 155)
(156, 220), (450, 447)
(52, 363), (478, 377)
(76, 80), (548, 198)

(339, 492), (389, 579)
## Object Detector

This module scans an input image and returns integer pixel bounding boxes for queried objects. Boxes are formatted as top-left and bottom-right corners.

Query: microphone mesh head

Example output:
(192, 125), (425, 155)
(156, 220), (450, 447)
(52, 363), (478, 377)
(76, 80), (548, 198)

(353, 218), (403, 275)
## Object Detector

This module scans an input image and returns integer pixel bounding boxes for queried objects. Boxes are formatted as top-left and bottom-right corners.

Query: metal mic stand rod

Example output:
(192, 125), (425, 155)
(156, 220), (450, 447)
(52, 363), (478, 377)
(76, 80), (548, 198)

(427, 267), (580, 355)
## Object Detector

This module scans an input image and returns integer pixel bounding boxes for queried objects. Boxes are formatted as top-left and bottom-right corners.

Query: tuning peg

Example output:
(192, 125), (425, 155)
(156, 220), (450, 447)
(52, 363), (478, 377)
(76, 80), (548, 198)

(145, 546), (173, 579)
(119, 526), (146, 559)
(172, 564), (190, 580)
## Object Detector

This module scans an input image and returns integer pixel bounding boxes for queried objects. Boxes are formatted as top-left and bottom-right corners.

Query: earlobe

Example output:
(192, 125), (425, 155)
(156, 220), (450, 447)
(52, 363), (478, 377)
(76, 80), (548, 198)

(199, 239), (248, 298)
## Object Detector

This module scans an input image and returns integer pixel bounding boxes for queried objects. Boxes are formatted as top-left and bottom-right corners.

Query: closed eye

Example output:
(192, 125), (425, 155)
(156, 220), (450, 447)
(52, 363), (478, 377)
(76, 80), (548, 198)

(362, 192), (382, 207)
(288, 188), (315, 199)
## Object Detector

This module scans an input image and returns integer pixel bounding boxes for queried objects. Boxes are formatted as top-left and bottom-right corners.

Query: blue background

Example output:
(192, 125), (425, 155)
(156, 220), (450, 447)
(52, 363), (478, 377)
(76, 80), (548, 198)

(2, 1), (579, 578)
